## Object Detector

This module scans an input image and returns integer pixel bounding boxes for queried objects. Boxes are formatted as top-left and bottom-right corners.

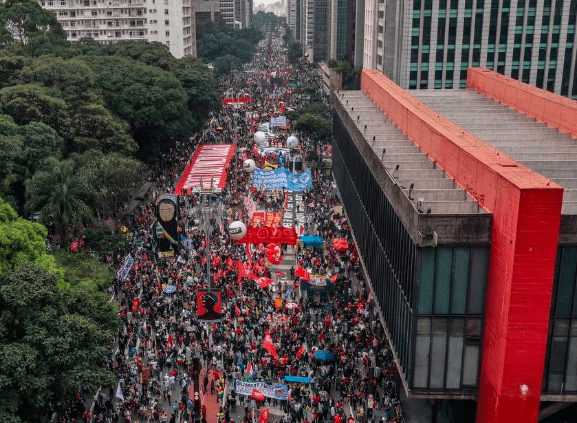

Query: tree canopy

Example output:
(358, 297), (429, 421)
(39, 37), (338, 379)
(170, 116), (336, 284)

(0, 197), (62, 279)
(0, 263), (117, 423)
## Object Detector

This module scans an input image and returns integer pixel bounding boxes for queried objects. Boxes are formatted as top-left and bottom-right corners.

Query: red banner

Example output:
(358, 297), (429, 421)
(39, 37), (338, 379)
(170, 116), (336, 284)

(196, 290), (223, 322)
(222, 96), (253, 104)
(237, 226), (297, 245)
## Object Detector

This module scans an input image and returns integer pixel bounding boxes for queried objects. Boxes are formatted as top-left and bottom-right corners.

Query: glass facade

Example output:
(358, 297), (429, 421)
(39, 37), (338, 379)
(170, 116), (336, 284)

(332, 114), (488, 392)
(543, 246), (577, 393)
(406, 0), (577, 98)
(333, 115), (418, 383)
(413, 247), (487, 391)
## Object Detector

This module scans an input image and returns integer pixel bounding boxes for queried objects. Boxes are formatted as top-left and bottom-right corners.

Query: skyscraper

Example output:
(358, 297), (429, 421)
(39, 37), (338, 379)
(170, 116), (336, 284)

(363, 0), (577, 99)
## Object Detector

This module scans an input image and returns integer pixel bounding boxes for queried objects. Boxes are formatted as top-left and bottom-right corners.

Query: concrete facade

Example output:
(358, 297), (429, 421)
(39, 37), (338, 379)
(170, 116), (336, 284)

(332, 68), (577, 422)
(40, 0), (196, 58)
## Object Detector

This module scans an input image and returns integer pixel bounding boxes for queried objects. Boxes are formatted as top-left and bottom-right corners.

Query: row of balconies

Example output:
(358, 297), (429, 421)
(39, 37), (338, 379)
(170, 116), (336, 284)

(68, 29), (146, 38)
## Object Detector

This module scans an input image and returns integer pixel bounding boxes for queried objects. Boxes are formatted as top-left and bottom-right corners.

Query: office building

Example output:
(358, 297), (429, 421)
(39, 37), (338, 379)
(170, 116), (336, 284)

(194, 0), (220, 23)
(332, 67), (577, 423)
(40, 0), (196, 58)
(363, 0), (577, 99)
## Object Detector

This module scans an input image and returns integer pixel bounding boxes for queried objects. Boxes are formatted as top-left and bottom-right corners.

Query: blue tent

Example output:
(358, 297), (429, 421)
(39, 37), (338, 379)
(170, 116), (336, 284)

(314, 350), (335, 361)
(284, 376), (311, 384)
(301, 235), (324, 248)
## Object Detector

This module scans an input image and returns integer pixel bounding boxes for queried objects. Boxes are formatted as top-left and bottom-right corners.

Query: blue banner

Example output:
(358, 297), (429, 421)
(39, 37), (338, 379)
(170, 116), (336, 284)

(278, 151), (286, 167)
(253, 168), (312, 192)
(284, 376), (311, 384)
(271, 116), (287, 127)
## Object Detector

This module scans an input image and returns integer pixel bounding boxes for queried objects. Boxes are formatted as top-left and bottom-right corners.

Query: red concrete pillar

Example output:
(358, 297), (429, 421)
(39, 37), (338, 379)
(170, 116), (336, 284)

(476, 187), (563, 423)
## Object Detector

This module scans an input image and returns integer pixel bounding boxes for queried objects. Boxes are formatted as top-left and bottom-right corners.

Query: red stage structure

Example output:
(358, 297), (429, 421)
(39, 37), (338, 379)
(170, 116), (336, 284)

(174, 144), (236, 195)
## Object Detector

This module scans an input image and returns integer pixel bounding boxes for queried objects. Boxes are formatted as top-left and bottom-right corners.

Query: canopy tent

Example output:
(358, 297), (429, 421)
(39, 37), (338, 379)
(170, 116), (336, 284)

(284, 376), (311, 384)
(301, 235), (324, 248)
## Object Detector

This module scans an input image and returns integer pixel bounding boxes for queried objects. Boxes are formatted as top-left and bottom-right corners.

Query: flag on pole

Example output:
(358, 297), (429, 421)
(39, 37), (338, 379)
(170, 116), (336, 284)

(115, 382), (124, 402)
(259, 408), (270, 423)
(262, 331), (278, 359)
(296, 344), (304, 360)
(246, 361), (253, 376)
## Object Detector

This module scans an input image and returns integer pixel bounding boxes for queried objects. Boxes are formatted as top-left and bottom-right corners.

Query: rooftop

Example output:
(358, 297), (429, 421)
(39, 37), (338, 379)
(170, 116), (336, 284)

(410, 89), (577, 215)
(338, 90), (486, 216)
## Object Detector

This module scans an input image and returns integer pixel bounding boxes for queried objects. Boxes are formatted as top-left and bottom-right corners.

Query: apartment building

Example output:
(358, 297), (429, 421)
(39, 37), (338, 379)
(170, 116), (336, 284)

(40, 0), (196, 58)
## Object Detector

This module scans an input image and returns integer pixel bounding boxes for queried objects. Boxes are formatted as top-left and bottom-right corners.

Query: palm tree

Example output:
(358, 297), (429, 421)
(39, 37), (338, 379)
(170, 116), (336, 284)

(25, 157), (97, 245)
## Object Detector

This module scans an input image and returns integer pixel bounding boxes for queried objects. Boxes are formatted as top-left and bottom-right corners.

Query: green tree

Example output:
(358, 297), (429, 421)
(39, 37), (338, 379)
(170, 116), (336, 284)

(18, 56), (102, 109)
(106, 39), (177, 71)
(0, 83), (68, 132)
(0, 55), (27, 89)
(0, 197), (63, 279)
(81, 55), (194, 155)
(0, 263), (117, 423)
(70, 104), (137, 155)
(214, 54), (242, 77)
(171, 56), (220, 127)
(0, 0), (68, 55)
(294, 112), (332, 140)
(80, 149), (149, 217)
(82, 225), (131, 260)
(24, 157), (97, 245)
(288, 42), (303, 64)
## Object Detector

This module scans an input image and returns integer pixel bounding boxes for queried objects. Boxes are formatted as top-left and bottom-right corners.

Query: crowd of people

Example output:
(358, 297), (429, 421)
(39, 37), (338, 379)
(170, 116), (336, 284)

(56, 26), (406, 423)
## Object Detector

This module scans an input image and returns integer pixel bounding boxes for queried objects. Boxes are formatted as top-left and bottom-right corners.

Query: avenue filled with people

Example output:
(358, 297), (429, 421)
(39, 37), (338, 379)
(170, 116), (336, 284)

(59, 26), (406, 423)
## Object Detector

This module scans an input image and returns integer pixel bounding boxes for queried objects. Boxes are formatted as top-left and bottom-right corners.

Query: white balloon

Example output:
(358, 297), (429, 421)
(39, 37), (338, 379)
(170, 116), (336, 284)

(243, 159), (256, 173)
(254, 131), (266, 144)
(228, 221), (247, 239)
(287, 135), (299, 149)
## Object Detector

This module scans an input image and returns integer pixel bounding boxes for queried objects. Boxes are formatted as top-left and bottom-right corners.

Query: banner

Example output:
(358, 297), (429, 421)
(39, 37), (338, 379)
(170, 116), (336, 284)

(253, 168), (313, 192)
(235, 381), (288, 400)
(237, 226), (298, 245)
(196, 290), (223, 322)
(244, 196), (256, 219)
(117, 253), (134, 281)
(251, 212), (282, 227)
(270, 116), (287, 127)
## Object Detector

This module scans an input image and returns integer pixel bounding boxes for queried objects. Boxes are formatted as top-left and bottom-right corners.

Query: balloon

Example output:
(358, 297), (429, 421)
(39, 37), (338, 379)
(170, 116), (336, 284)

(243, 159), (256, 173)
(287, 135), (299, 149)
(254, 131), (266, 145)
(228, 221), (247, 240)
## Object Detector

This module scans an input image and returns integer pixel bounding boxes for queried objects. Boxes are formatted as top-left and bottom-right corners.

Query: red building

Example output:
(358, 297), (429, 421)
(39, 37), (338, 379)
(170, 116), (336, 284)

(332, 68), (577, 423)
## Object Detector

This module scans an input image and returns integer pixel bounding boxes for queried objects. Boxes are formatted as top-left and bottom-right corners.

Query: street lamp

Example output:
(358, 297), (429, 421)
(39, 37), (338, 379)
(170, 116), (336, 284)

(201, 195), (214, 290)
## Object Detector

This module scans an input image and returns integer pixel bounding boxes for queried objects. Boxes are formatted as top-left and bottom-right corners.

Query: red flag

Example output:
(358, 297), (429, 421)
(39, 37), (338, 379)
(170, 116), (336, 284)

(296, 344), (304, 360)
(259, 408), (270, 423)
(235, 304), (241, 315)
(246, 361), (253, 375)
(168, 333), (173, 347)
(262, 331), (278, 359)
(254, 276), (273, 289)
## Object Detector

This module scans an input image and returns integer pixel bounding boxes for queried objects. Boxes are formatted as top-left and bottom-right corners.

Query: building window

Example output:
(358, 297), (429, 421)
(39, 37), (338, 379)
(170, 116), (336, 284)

(165, 30), (170, 35)
(165, 19), (169, 24)
(164, 8), (169, 14)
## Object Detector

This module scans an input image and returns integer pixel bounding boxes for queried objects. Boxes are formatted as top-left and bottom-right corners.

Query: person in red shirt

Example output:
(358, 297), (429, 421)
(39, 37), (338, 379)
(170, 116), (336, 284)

(333, 414), (342, 423)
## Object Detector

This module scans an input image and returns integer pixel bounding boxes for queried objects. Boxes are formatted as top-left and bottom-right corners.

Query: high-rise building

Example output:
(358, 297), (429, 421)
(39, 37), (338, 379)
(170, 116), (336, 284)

(329, 0), (355, 62)
(363, 0), (577, 99)
(194, 0), (220, 23)
(313, 0), (330, 61)
(39, 0), (196, 58)
(147, 0), (196, 57)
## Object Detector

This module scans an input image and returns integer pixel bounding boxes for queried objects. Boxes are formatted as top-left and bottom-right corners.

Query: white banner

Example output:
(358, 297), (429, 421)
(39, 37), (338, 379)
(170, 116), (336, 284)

(235, 381), (288, 400)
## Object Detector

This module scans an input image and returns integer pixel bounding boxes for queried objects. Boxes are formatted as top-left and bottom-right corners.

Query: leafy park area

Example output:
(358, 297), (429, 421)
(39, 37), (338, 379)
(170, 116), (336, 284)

(0, 0), (221, 241)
